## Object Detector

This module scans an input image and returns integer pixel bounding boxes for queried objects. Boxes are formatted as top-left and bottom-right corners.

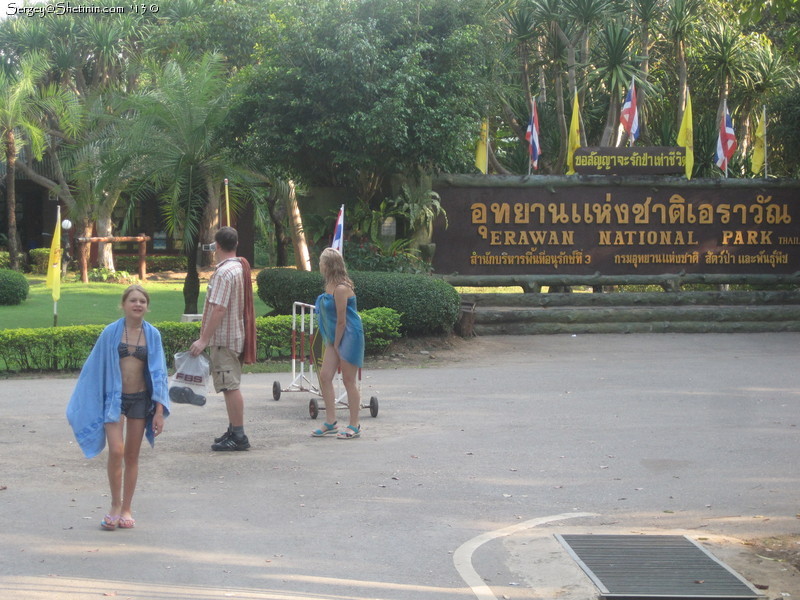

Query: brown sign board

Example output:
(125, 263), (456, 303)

(430, 179), (800, 276)
(574, 147), (685, 175)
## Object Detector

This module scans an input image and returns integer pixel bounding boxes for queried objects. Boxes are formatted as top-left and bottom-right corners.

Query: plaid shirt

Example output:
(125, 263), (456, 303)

(202, 257), (245, 353)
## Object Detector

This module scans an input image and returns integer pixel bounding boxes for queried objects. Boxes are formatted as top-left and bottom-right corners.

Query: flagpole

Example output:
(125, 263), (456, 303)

(763, 105), (768, 178)
(53, 206), (60, 327)
(723, 100), (728, 179)
(224, 178), (230, 226)
(527, 106), (532, 177)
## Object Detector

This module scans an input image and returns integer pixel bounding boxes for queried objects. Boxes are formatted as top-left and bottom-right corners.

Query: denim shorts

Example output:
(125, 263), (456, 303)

(120, 391), (154, 420)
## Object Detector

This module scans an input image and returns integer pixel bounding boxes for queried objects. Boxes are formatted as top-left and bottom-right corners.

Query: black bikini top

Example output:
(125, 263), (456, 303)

(118, 342), (147, 361)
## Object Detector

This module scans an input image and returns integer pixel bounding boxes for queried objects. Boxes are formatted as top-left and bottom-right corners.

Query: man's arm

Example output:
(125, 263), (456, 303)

(189, 302), (228, 356)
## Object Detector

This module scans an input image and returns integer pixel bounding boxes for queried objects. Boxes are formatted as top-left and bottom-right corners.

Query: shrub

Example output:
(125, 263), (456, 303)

(87, 268), (137, 284)
(257, 267), (321, 314)
(256, 268), (460, 335)
(0, 269), (30, 305)
(0, 308), (401, 372)
(28, 248), (51, 274)
(0, 251), (9, 269)
(115, 254), (187, 273)
(343, 240), (431, 274)
(354, 271), (459, 335)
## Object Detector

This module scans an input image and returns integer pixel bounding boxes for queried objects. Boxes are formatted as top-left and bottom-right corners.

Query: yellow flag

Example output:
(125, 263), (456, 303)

(751, 109), (766, 176)
(676, 89), (694, 180)
(46, 209), (62, 302)
(566, 92), (580, 175)
(474, 120), (488, 174)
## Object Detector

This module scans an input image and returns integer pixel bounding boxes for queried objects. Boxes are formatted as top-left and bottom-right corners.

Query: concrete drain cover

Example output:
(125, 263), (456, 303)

(555, 534), (763, 599)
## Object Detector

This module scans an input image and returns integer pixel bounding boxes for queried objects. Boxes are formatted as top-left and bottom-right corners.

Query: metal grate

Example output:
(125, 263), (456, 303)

(555, 534), (764, 599)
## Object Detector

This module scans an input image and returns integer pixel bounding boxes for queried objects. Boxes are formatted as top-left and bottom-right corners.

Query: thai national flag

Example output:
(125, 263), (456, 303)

(331, 204), (344, 254)
(525, 97), (541, 170)
(715, 102), (738, 172)
(619, 77), (639, 144)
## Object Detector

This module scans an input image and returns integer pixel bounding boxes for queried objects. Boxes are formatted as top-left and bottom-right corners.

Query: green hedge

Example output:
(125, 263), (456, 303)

(256, 268), (460, 335)
(24, 252), (186, 275)
(0, 251), (9, 269)
(115, 254), (187, 273)
(0, 308), (400, 373)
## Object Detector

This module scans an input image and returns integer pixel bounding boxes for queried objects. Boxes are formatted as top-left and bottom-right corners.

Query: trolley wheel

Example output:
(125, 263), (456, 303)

(369, 396), (379, 418)
(272, 381), (281, 401)
(309, 398), (319, 419)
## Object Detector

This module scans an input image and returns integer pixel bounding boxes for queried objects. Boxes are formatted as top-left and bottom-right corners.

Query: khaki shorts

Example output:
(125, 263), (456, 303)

(209, 346), (243, 392)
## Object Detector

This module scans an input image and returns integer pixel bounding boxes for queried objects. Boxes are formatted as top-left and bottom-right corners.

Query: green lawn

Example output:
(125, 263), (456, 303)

(1, 278), (287, 373)
(0, 278), (209, 330)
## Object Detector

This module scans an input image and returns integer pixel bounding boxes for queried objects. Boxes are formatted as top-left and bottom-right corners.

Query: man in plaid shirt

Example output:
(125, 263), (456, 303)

(190, 227), (253, 451)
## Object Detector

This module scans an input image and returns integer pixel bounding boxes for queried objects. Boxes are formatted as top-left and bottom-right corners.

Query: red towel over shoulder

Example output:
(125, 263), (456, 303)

(239, 257), (257, 364)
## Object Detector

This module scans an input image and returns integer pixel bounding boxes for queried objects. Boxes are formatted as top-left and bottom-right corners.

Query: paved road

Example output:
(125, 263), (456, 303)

(1, 333), (798, 599)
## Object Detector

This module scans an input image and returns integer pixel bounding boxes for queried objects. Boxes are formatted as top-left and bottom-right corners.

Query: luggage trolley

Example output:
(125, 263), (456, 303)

(272, 301), (379, 420)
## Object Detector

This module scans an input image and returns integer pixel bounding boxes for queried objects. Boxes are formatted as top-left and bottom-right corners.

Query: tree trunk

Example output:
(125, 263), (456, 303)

(183, 240), (200, 314)
(556, 24), (578, 101)
(199, 176), (221, 267)
(555, 70), (568, 173)
(266, 193), (290, 266)
(601, 93), (620, 146)
(285, 180), (311, 271)
(520, 40), (532, 146)
(677, 40), (687, 127)
(78, 219), (93, 283)
(488, 142), (511, 175)
(4, 132), (20, 271)
(96, 201), (115, 271)
(639, 25), (651, 142)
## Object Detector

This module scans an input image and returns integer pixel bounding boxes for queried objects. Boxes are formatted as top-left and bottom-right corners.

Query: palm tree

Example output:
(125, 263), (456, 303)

(0, 8), (148, 272)
(531, 0), (571, 170)
(736, 41), (791, 154)
(700, 21), (748, 117)
(630, 0), (663, 141)
(0, 51), (77, 271)
(590, 22), (638, 146)
(664, 0), (702, 126)
(109, 53), (254, 313)
(565, 0), (613, 106)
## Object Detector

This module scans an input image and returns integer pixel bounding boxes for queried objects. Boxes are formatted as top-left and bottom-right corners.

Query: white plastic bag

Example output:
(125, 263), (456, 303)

(169, 351), (210, 407)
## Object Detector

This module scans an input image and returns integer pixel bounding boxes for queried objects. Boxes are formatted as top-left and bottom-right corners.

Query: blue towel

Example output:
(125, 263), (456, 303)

(315, 293), (365, 368)
(66, 318), (170, 459)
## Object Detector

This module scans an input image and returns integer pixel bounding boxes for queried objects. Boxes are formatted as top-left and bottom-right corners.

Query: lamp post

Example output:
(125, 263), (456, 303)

(61, 218), (72, 277)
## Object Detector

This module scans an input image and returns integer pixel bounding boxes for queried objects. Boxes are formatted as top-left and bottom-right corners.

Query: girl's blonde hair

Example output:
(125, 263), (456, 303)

(319, 248), (353, 289)
(121, 284), (151, 307)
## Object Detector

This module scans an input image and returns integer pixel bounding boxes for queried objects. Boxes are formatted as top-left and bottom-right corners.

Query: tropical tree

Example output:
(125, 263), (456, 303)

(735, 40), (792, 153)
(229, 0), (489, 205)
(630, 0), (663, 140)
(699, 20), (749, 115)
(663, 0), (702, 126)
(0, 7), (154, 271)
(108, 53), (253, 313)
(0, 51), (78, 271)
(590, 21), (639, 146)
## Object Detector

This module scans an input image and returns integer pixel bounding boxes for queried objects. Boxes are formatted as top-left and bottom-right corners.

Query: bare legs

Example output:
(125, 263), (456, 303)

(319, 344), (360, 430)
(222, 388), (245, 428)
(104, 416), (146, 522)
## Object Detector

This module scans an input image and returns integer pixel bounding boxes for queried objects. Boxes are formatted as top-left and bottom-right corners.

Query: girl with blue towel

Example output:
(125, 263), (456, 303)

(312, 248), (365, 439)
(67, 285), (170, 530)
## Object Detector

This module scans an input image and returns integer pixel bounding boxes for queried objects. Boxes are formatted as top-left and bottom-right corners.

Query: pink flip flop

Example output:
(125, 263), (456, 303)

(100, 515), (120, 530)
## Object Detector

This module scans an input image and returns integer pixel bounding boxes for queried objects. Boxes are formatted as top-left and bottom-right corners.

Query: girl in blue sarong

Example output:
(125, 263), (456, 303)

(312, 248), (365, 439)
